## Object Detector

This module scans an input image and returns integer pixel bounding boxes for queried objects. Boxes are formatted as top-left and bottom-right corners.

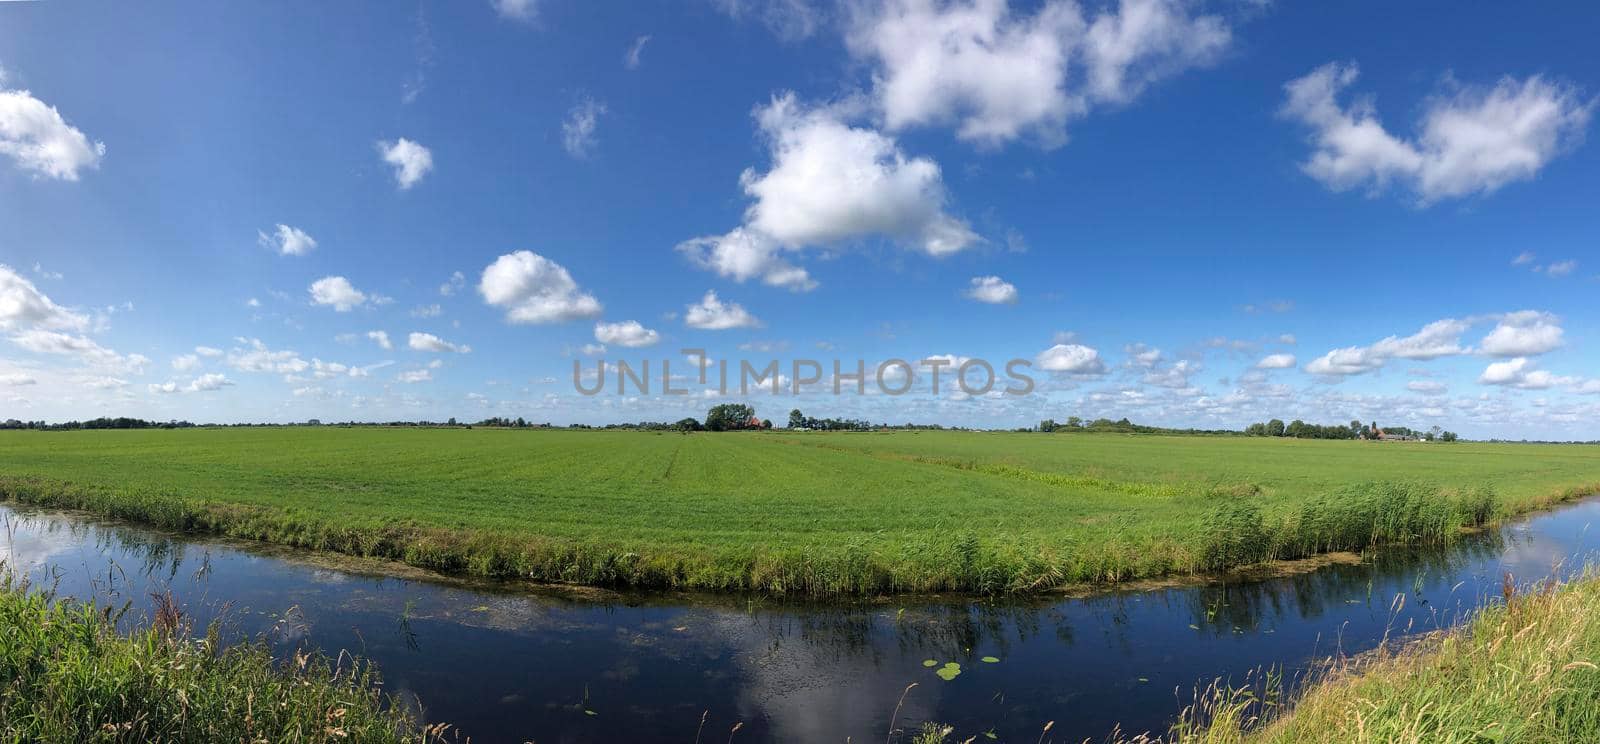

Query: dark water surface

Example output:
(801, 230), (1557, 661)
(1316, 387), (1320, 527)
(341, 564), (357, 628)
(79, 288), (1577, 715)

(3, 499), (1598, 743)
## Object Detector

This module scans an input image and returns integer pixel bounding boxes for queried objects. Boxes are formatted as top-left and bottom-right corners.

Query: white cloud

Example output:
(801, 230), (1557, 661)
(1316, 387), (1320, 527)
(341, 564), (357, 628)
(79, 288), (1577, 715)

(397, 368), (433, 383)
(226, 338), (308, 375)
(0, 372), (36, 386)
(479, 250), (603, 324)
(579, 343), (607, 356)
(411, 303), (443, 318)
(594, 320), (661, 348)
(491, 0), (538, 22)
(563, 98), (606, 158)
(408, 331), (471, 353)
(171, 354), (200, 372)
(1407, 380), (1447, 396)
(711, 0), (821, 41)
(1479, 357), (1574, 390)
(308, 276), (369, 312)
(1512, 251), (1536, 266)
(367, 330), (393, 350)
(1304, 345), (1384, 377)
(256, 224), (317, 256)
(1035, 343), (1107, 375)
(186, 373), (233, 392)
(0, 82), (106, 179)
(964, 275), (1018, 304)
(1281, 62), (1593, 203)
(624, 35), (651, 70)
(680, 94), (976, 290)
(684, 290), (761, 330)
(377, 137), (433, 189)
(676, 228), (817, 292)
(439, 270), (466, 296)
(194, 346), (223, 358)
(846, 0), (1228, 148)
(1305, 317), (1473, 376)
(10, 329), (148, 373)
(1543, 260), (1578, 278)
(1479, 310), (1563, 357)
(0, 264), (89, 332)
(31, 262), (61, 280)
(1255, 353), (1296, 369)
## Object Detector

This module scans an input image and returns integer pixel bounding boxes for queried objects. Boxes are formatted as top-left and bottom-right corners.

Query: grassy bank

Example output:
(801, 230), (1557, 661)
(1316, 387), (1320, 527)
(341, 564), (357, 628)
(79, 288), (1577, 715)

(0, 575), (448, 743)
(1, 428), (1596, 595)
(1128, 570), (1600, 743)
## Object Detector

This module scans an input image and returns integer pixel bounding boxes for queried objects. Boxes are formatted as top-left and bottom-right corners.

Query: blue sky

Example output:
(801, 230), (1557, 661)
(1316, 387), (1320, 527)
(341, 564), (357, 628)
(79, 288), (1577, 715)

(1, 0), (1597, 437)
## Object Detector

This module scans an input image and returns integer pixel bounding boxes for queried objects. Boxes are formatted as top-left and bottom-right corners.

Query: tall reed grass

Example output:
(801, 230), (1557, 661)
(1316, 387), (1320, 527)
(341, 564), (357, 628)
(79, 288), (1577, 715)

(0, 573), (452, 743)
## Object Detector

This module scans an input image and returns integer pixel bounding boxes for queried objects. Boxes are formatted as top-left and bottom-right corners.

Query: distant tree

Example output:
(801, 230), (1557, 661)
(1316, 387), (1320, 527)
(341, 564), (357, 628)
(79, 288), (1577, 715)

(1286, 419), (1306, 438)
(788, 409), (805, 429)
(674, 417), (702, 433)
(1038, 418), (1057, 433)
(1066, 416), (1083, 428)
(1440, 430), (1459, 442)
(447, 417), (457, 427)
(760, 419), (773, 429)
(1266, 419), (1285, 437)
(705, 403), (755, 432)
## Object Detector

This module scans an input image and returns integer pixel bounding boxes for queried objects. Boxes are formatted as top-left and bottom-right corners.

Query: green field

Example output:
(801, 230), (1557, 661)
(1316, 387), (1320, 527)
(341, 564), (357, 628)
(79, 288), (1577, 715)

(1, 428), (1597, 595)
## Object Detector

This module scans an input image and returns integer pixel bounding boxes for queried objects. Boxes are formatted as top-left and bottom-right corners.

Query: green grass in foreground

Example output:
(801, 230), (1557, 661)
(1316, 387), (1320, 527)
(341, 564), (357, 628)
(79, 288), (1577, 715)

(1117, 570), (1600, 743)
(1, 428), (1597, 595)
(0, 575), (448, 744)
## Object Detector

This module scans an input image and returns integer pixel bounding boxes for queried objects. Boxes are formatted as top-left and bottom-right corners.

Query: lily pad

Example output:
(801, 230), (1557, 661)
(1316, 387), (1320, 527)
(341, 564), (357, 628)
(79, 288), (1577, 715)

(980, 656), (1000, 664)
(935, 662), (962, 681)
(922, 659), (938, 667)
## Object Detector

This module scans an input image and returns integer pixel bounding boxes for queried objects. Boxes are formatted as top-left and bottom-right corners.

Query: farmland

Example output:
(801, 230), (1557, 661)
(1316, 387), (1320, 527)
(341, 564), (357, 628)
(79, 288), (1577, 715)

(1, 428), (1596, 595)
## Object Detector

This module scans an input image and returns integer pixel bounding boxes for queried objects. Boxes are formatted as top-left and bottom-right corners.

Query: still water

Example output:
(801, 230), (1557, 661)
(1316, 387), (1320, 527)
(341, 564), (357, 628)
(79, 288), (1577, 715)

(2, 499), (1597, 743)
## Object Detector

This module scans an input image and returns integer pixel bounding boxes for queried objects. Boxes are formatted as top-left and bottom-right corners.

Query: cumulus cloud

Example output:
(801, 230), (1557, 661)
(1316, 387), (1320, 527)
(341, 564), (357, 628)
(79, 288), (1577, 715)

(257, 224), (316, 256)
(308, 276), (369, 312)
(678, 93), (976, 291)
(479, 251), (603, 324)
(964, 275), (1018, 304)
(397, 368), (432, 383)
(1478, 357), (1574, 390)
(0, 264), (89, 332)
(1479, 310), (1564, 357)
(1281, 62), (1593, 203)
(0, 372), (37, 386)
(594, 320), (661, 348)
(0, 80), (106, 179)
(1305, 317), (1473, 376)
(187, 373), (233, 392)
(1035, 343), (1107, 375)
(408, 331), (470, 353)
(226, 338), (309, 375)
(684, 290), (761, 330)
(377, 137), (433, 189)
(1255, 353), (1296, 369)
(171, 353), (201, 372)
(846, 0), (1229, 148)
(367, 330), (393, 350)
(563, 98), (606, 158)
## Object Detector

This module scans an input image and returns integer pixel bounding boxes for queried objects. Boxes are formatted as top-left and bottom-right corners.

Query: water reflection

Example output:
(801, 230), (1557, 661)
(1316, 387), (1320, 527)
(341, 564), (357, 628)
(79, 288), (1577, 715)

(1, 498), (1597, 743)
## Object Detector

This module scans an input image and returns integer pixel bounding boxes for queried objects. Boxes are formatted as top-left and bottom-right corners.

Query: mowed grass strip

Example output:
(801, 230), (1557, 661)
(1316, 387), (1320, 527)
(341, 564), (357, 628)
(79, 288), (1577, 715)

(1, 428), (1596, 595)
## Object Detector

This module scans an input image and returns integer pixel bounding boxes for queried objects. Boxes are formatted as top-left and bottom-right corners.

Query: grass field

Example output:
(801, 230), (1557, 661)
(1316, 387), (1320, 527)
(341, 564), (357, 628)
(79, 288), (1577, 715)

(1, 428), (1597, 595)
